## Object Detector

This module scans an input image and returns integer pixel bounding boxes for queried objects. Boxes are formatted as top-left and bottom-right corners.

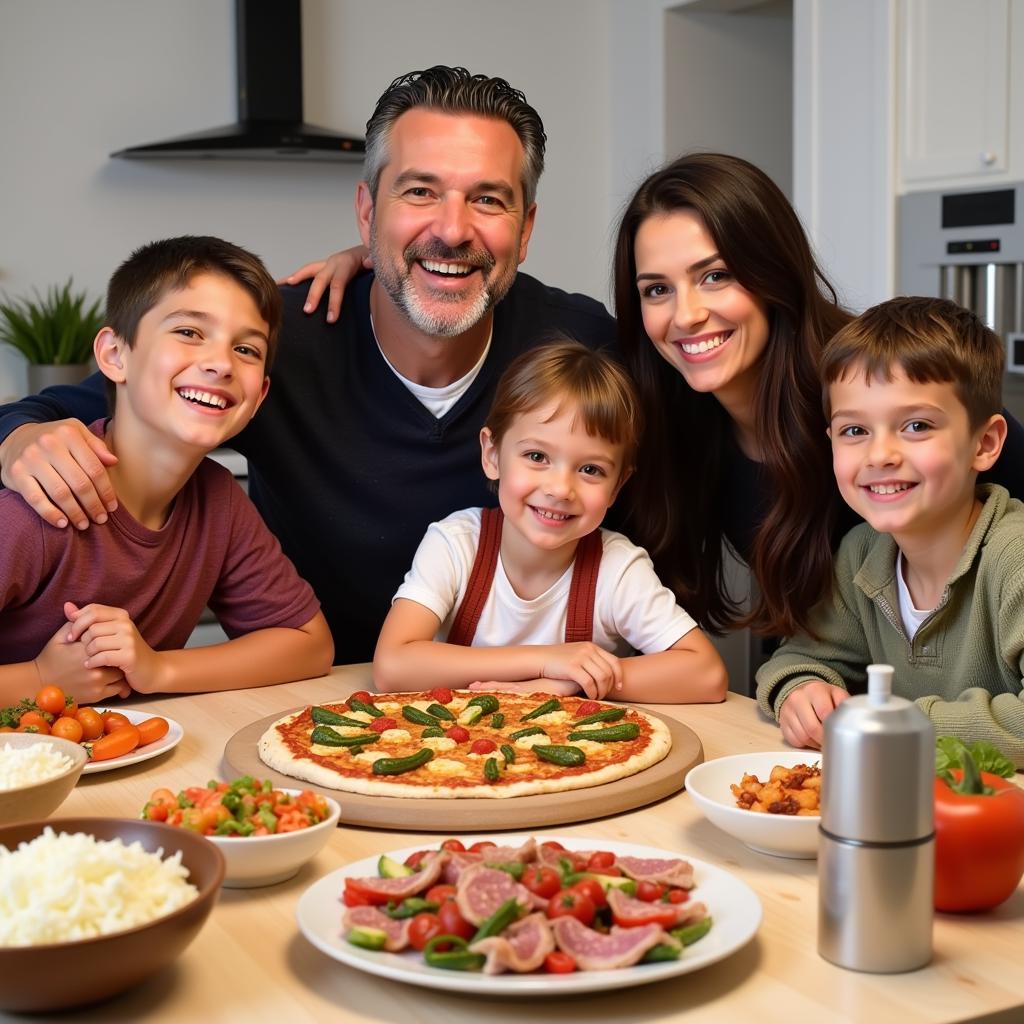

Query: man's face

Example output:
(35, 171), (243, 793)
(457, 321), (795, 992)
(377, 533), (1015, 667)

(356, 109), (536, 338)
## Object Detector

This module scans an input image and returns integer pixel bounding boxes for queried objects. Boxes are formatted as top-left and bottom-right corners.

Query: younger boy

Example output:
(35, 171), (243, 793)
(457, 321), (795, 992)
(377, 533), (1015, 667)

(0, 236), (333, 705)
(756, 296), (1024, 765)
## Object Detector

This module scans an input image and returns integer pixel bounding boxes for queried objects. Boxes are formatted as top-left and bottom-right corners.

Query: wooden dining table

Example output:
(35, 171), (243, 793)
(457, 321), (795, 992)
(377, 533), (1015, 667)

(8, 665), (1022, 1024)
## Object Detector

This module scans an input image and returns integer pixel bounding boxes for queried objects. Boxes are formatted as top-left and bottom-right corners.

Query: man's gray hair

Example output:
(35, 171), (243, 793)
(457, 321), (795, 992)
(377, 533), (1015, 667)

(363, 66), (547, 209)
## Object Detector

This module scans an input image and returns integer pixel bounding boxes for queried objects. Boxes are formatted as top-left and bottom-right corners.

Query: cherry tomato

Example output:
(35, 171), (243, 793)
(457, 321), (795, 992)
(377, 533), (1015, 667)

(445, 726), (470, 743)
(635, 881), (666, 902)
(342, 879), (391, 906)
(63, 698), (79, 717)
(437, 899), (475, 941)
(404, 849), (432, 870)
(429, 687), (454, 704)
(34, 685), (66, 716)
(664, 888), (691, 904)
(368, 716), (397, 734)
(50, 716), (84, 743)
(75, 707), (105, 741)
(440, 838), (466, 852)
(341, 886), (375, 908)
(546, 890), (596, 927)
(425, 884), (457, 904)
(18, 711), (51, 734)
(522, 865), (562, 899)
(408, 912), (444, 951)
(144, 802), (170, 822)
(470, 738), (497, 755)
(101, 711), (131, 734)
(468, 840), (496, 853)
(544, 951), (577, 974)
(348, 691), (374, 706)
(574, 700), (601, 718)
(136, 716), (169, 746)
(567, 878), (607, 909)
(89, 724), (141, 761)
(586, 850), (617, 872)
(540, 840), (566, 852)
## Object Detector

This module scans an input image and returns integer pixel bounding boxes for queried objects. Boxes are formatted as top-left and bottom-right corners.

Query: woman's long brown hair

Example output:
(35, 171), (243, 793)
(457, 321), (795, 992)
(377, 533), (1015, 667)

(613, 153), (851, 637)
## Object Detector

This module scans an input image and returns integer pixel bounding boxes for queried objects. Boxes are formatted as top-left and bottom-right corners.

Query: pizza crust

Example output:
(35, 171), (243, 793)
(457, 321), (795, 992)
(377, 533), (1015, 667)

(258, 693), (671, 800)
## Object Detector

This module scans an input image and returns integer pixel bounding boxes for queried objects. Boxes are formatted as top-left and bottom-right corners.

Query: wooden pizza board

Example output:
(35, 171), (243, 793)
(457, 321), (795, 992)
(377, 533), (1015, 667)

(222, 706), (703, 832)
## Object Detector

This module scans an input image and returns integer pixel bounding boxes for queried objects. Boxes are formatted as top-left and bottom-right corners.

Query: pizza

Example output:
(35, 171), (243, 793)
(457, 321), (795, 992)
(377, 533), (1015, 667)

(258, 689), (672, 799)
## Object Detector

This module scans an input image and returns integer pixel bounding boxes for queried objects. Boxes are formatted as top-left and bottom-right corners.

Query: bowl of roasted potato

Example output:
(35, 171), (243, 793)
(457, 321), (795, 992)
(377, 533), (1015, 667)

(685, 751), (822, 859)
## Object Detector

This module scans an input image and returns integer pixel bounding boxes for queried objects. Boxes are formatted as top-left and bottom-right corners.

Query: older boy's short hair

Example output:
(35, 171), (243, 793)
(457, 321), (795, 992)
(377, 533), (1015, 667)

(486, 339), (642, 480)
(103, 236), (281, 410)
(820, 296), (1004, 429)
(363, 66), (546, 208)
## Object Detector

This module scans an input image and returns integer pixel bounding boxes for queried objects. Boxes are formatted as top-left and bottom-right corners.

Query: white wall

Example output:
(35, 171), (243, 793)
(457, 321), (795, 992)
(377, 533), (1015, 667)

(0, 0), (613, 402)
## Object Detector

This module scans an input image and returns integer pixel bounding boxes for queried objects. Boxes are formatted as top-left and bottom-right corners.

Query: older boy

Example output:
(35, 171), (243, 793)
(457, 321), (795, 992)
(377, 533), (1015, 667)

(0, 236), (333, 706)
(756, 297), (1024, 765)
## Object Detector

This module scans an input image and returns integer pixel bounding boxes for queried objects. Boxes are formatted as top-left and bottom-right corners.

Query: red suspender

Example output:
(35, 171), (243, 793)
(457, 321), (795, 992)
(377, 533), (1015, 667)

(446, 507), (504, 647)
(447, 507), (604, 647)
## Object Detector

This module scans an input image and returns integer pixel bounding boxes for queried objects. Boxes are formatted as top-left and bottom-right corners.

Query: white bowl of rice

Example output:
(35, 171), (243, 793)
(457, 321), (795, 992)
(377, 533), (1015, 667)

(0, 733), (88, 824)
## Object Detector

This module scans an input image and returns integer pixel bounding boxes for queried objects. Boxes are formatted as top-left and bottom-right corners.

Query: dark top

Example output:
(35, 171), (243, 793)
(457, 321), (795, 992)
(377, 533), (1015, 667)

(0, 272), (615, 663)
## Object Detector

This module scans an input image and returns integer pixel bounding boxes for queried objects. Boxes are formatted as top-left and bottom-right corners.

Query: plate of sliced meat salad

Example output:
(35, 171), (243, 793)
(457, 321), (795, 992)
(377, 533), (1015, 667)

(295, 834), (761, 995)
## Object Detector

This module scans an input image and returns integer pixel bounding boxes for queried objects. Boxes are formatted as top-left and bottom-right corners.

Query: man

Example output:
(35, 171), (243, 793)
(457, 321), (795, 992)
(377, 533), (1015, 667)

(0, 68), (616, 663)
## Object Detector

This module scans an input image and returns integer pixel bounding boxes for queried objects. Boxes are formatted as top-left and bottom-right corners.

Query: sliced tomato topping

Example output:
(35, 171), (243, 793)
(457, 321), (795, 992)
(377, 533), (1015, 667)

(348, 690), (374, 704)
(574, 700), (602, 718)
(470, 738), (497, 755)
(369, 716), (397, 733)
(429, 687), (455, 704)
(445, 725), (470, 743)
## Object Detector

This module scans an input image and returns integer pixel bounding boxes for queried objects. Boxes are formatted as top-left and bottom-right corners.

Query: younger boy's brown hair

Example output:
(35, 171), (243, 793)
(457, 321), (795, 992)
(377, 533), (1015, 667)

(103, 235), (282, 410)
(486, 338), (642, 481)
(820, 295), (1004, 429)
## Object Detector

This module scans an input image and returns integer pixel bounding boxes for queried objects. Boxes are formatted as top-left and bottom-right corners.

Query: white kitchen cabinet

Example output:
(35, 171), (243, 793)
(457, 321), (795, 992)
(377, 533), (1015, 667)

(898, 0), (1014, 188)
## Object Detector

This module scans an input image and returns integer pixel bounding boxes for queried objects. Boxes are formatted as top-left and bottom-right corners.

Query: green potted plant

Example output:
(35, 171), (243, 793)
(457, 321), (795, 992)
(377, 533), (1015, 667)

(0, 279), (103, 391)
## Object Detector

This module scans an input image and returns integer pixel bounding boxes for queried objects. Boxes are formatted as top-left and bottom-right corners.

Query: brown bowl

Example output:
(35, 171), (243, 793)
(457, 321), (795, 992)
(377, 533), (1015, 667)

(0, 733), (88, 824)
(0, 817), (225, 1012)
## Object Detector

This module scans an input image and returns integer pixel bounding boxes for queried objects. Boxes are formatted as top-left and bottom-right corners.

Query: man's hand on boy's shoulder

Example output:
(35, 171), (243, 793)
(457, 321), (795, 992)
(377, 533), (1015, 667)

(1, 419), (118, 530)
(778, 680), (850, 750)
(64, 601), (166, 694)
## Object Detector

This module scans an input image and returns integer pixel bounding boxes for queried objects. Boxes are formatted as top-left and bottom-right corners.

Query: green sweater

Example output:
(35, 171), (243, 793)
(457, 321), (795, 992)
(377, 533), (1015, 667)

(756, 485), (1024, 766)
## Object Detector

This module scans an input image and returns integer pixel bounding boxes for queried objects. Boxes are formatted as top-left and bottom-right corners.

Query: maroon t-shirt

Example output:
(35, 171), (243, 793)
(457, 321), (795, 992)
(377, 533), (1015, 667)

(0, 451), (320, 663)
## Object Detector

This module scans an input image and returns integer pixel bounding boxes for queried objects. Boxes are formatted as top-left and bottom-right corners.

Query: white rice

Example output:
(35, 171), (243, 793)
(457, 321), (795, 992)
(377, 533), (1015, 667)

(0, 741), (75, 791)
(0, 828), (199, 946)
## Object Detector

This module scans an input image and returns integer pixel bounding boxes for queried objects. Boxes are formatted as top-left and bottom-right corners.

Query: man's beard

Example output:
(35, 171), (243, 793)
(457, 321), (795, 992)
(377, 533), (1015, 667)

(369, 229), (520, 337)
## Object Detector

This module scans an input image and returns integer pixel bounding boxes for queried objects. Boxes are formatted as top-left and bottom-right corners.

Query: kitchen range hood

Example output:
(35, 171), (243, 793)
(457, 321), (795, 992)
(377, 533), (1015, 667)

(111, 0), (364, 163)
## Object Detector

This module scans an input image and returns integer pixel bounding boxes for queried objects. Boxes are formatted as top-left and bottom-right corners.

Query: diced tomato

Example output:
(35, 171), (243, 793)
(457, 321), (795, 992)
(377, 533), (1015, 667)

(567, 878), (607, 909)
(425, 884), (457, 904)
(546, 890), (596, 927)
(635, 881), (666, 902)
(574, 700), (601, 718)
(437, 899), (475, 940)
(404, 849), (432, 869)
(429, 687), (454, 704)
(348, 691), (374, 705)
(611, 903), (679, 929)
(468, 840), (496, 853)
(522, 865), (562, 899)
(544, 951), (577, 974)
(586, 850), (617, 872)
(470, 738), (497, 755)
(143, 801), (169, 822)
(445, 726), (470, 743)
(369, 716), (397, 734)
(408, 912), (444, 951)
(440, 838), (466, 852)
(664, 888), (690, 904)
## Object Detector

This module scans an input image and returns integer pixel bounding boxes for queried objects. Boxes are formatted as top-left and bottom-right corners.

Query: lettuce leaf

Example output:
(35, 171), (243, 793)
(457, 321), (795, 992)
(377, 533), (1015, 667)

(935, 736), (1014, 779)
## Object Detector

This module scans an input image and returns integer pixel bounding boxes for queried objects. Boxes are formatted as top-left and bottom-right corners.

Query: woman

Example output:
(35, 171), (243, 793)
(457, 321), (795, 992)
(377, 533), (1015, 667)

(290, 152), (1024, 639)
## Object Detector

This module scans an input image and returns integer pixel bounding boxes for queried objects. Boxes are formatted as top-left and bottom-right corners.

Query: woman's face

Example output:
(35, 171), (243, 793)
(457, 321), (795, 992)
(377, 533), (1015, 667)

(634, 210), (770, 415)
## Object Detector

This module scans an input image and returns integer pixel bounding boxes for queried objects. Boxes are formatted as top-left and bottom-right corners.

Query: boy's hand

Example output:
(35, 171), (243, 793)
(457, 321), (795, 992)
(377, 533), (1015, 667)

(539, 643), (623, 700)
(34, 622), (131, 703)
(278, 245), (372, 324)
(468, 678), (582, 697)
(64, 602), (167, 693)
(778, 680), (850, 750)
(0, 420), (118, 530)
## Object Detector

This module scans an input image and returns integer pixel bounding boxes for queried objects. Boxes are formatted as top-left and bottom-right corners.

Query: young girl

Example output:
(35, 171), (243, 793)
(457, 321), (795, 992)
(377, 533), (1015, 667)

(372, 340), (726, 703)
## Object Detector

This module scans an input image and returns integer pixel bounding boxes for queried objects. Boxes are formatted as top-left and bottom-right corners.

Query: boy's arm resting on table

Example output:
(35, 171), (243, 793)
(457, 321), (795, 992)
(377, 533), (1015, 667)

(373, 599), (623, 699)
(0, 373), (116, 529)
(616, 628), (727, 704)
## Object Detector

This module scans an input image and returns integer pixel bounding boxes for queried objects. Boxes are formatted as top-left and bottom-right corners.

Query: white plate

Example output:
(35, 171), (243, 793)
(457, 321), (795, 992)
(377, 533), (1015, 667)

(82, 709), (184, 774)
(295, 834), (762, 995)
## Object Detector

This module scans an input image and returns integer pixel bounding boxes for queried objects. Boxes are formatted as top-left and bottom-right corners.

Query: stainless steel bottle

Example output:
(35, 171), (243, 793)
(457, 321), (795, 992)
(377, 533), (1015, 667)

(818, 664), (935, 972)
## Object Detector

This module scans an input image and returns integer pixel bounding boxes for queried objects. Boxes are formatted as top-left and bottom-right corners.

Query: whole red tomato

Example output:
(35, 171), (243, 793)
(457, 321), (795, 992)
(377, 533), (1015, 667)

(522, 865), (562, 900)
(934, 769), (1024, 913)
(437, 899), (475, 940)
